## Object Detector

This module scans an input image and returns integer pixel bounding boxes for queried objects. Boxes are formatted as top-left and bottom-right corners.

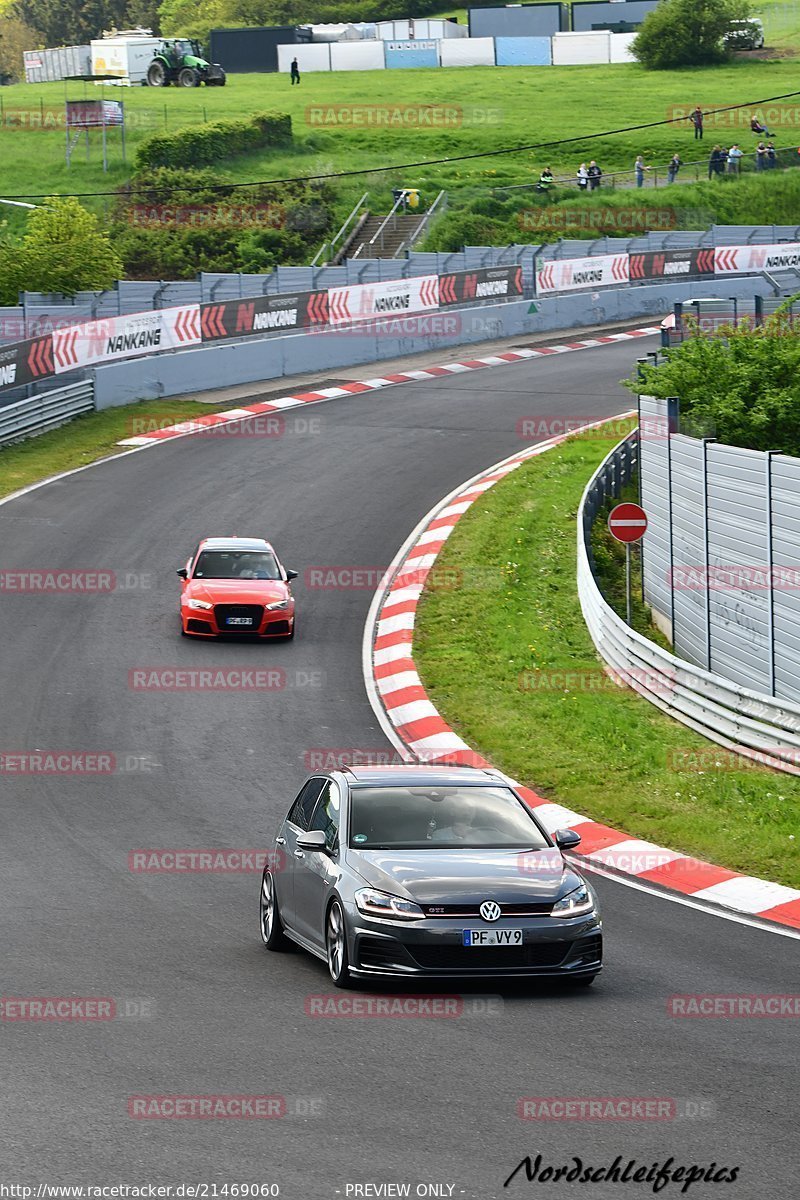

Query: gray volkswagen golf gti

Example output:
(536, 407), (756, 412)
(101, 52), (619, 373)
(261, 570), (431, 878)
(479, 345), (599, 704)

(259, 765), (602, 987)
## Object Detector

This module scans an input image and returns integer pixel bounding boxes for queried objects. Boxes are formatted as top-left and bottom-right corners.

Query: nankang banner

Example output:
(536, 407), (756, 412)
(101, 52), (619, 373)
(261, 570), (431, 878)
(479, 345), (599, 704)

(536, 254), (629, 294)
(628, 249), (715, 281)
(439, 266), (523, 306)
(200, 291), (329, 341)
(51, 307), (201, 373)
(328, 276), (440, 325)
(714, 242), (800, 274)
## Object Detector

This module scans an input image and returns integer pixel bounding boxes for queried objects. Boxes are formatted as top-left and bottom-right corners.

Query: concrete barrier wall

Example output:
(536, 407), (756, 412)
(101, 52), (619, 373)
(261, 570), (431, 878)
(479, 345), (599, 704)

(90, 275), (768, 410)
(276, 44), (332, 73)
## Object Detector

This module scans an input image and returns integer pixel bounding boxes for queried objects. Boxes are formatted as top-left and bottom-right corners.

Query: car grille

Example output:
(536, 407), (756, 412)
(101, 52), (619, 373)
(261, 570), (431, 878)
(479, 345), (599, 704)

(409, 943), (569, 970)
(421, 902), (553, 918)
(187, 618), (212, 634)
(357, 938), (415, 971)
(265, 619), (290, 636)
(214, 604), (263, 632)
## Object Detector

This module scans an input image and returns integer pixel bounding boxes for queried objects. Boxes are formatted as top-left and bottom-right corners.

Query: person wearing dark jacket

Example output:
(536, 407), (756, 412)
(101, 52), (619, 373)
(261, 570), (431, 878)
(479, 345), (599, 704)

(690, 106), (704, 139)
(708, 145), (722, 178)
(290, 57), (300, 85)
(587, 161), (602, 190)
(667, 153), (682, 183)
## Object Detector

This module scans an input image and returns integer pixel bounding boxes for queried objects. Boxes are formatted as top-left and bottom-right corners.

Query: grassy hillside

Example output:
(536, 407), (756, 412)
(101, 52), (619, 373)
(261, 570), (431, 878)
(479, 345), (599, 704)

(1, 59), (799, 215)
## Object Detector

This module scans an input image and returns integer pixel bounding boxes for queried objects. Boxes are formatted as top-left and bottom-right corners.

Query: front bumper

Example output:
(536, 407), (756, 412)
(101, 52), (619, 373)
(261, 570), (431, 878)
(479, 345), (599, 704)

(182, 604), (293, 638)
(346, 911), (602, 980)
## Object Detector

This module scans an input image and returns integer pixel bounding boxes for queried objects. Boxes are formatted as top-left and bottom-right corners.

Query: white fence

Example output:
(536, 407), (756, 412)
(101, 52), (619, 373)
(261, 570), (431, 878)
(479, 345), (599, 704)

(578, 432), (800, 775)
(277, 31), (635, 72)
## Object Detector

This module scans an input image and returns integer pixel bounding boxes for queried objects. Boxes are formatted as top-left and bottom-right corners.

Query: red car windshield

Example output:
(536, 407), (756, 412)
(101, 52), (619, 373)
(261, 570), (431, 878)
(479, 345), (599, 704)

(193, 551), (280, 580)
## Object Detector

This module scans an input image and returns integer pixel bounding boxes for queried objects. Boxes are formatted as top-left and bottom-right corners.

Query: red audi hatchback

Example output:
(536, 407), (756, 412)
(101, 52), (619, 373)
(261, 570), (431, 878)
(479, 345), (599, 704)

(178, 536), (297, 639)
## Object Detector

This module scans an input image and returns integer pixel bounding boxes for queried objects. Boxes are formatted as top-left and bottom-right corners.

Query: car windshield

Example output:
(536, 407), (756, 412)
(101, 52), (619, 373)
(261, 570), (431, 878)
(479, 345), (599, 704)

(193, 550), (280, 580)
(348, 785), (549, 850)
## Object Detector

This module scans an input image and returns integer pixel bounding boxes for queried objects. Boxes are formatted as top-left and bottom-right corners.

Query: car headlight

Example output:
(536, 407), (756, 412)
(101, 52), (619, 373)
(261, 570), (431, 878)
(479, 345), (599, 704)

(551, 884), (595, 918)
(266, 599), (289, 611)
(187, 598), (213, 611)
(355, 888), (425, 921)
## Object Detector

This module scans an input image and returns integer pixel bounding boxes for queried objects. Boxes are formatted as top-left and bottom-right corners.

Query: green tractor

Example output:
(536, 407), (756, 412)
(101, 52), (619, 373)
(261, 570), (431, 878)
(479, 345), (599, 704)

(146, 39), (226, 88)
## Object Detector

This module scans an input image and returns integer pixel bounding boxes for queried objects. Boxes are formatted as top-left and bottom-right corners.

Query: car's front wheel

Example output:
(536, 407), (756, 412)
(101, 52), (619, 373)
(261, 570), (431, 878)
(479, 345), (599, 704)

(260, 869), (289, 951)
(326, 899), (352, 988)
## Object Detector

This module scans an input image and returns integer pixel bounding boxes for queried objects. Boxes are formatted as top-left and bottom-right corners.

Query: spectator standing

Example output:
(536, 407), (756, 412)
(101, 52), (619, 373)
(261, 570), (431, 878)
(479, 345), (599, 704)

(708, 145), (721, 178)
(577, 162), (589, 191)
(634, 155), (651, 188)
(667, 153), (682, 183)
(726, 144), (743, 174)
(755, 142), (768, 171)
(690, 106), (704, 139)
(718, 145), (729, 174)
(767, 142), (777, 168)
(587, 160), (602, 190)
(290, 57), (300, 85)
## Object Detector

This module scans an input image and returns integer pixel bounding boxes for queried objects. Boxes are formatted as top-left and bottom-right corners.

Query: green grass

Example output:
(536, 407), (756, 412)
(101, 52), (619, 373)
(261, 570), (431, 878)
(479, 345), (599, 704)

(2, 57), (800, 229)
(0, 397), (239, 498)
(414, 421), (800, 888)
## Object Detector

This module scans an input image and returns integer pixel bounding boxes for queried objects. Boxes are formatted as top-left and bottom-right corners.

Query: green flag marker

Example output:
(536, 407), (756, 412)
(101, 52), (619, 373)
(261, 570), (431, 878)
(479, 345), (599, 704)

(528, 302), (539, 314)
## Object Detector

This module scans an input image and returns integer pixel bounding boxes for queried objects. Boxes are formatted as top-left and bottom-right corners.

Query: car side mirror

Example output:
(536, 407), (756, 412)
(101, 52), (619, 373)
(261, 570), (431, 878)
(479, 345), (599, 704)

(177, 568), (188, 579)
(296, 829), (328, 853)
(285, 569), (299, 581)
(554, 828), (581, 851)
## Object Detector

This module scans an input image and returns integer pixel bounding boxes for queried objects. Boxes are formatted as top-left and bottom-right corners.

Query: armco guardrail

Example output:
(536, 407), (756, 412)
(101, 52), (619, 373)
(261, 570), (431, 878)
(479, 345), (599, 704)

(0, 380), (94, 447)
(0, 266), (524, 398)
(578, 432), (800, 775)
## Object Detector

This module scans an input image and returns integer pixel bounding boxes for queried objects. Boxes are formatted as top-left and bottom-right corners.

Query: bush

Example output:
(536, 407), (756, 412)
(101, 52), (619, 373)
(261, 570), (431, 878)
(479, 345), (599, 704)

(626, 309), (800, 455)
(0, 196), (123, 303)
(135, 111), (292, 170)
(632, 0), (750, 69)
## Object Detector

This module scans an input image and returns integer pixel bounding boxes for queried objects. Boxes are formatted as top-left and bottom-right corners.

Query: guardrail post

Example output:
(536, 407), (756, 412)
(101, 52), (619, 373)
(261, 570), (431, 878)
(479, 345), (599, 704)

(667, 397), (680, 645)
(767, 450), (776, 697)
(754, 294), (764, 326)
(702, 437), (715, 672)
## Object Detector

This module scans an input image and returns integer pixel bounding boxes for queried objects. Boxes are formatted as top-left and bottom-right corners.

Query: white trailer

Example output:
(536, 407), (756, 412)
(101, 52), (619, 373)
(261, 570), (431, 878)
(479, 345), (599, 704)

(90, 36), (161, 85)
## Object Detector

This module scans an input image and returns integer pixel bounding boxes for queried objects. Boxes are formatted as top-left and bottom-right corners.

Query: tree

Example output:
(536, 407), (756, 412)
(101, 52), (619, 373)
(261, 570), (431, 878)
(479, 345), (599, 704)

(0, 16), (41, 82)
(0, 197), (124, 304)
(632, 0), (751, 69)
(11, 0), (135, 47)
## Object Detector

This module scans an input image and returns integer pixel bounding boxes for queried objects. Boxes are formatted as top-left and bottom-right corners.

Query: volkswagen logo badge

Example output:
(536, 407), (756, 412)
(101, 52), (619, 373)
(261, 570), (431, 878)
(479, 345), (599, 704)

(479, 900), (501, 922)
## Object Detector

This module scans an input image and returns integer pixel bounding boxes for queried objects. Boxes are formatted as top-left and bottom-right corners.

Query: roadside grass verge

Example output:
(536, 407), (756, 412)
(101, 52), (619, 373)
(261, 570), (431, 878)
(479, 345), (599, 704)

(414, 421), (800, 887)
(0, 398), (235, 499)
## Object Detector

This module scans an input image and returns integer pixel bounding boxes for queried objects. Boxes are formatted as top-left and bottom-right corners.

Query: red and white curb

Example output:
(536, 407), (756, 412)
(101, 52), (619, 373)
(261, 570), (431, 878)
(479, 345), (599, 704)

(363, 423), (800, 936)
(116, 327), (661, 446)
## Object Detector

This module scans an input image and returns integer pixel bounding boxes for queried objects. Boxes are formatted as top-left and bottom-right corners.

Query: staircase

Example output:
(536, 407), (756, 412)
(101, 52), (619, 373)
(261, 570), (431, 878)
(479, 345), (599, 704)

(350, 213), (426, 259)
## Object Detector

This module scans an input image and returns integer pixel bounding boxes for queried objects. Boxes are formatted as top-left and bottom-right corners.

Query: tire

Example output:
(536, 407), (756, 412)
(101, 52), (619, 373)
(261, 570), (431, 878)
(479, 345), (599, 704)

(147, 61), (166, 87)
(178, 68), (199, 88)
(260, 869), (289, 951)
(326, 899), (352, 988)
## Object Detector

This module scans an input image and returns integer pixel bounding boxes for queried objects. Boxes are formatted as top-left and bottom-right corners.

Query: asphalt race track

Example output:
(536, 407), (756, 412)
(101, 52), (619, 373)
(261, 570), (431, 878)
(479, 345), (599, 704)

(1, 336), (798, 1199)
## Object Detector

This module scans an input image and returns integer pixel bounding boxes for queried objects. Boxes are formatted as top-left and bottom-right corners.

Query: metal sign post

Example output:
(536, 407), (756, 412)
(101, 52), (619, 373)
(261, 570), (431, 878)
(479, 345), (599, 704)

(608, 502), (648, 626)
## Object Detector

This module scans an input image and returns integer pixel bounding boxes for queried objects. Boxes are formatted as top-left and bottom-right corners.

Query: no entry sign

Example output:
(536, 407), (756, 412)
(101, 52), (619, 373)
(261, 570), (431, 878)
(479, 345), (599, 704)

(608, 502), (648, 544)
